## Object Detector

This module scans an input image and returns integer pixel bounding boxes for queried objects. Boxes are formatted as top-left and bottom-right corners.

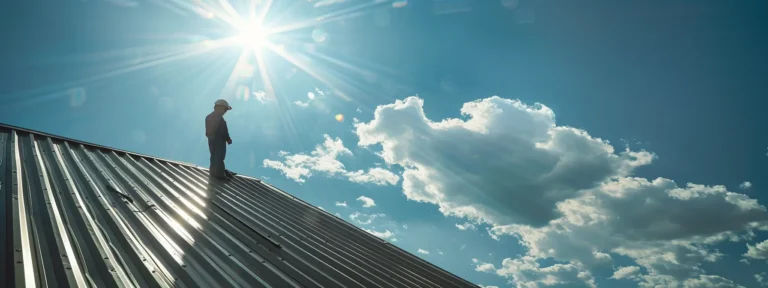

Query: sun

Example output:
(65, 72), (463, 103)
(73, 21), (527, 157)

(236, 22), (269, 50)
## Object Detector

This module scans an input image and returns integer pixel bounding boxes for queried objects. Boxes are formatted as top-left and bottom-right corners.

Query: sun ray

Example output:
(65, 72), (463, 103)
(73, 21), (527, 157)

(1, 40), (233, 107)
(269, 0), (385, 34)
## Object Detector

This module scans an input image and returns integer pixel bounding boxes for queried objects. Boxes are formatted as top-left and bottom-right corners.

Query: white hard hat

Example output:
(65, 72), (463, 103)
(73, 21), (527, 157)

(214, 99), (232, 110)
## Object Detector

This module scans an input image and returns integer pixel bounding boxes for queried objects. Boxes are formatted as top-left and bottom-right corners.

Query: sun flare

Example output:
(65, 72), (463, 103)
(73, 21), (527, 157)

(236, 22), (269, 50)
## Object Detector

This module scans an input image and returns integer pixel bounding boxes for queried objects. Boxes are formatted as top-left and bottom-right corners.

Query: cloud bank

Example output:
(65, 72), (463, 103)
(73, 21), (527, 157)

(353, 96), (768, 287)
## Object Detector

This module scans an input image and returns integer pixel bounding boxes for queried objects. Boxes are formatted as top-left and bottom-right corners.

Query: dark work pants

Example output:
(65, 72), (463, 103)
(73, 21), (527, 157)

(208, 138), (227, 178)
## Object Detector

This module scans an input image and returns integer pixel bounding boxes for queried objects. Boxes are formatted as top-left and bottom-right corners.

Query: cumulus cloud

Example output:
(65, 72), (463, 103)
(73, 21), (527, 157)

(335, 201), (347, 207)
(264, 134), (399, 185)
(496, 256), (596, 288)
(363, 229), (396, 241)
(354, 96), (768, 287)
(355, 96), (653, 227)
(611, 266), (641, 280)
(756, 273), (768, 287)
(356, 196), (376, 207)
(745, 239), (768, 260)
(472, 259), (496, 273)
(681, 275), (744, 288)
(456, 222), (477, 231)
(740, 181), (752, 190)
(417, 249), (430, 255)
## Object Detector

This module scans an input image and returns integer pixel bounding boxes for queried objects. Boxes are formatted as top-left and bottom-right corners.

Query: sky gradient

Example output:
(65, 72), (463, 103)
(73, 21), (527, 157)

(2, 0), (767, 287)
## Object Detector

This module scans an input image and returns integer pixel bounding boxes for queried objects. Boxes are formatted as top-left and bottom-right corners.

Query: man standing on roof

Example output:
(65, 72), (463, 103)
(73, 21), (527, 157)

(206, 99), (236, 179)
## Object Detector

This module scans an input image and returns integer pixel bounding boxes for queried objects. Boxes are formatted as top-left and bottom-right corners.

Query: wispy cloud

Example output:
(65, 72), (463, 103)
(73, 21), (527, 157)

(455, 222), (476, 231)
(335, 201), (347, 207)
(349, 212), (385, 225)
(356, 196), (376, 207)
(363, 229), (396, 241)
(417, 249), (430, 255)
(294, 100), (309, 108)
(253, 91), (268, 103)
(740, 181), (752, 190)
(314, 0), (346, 8)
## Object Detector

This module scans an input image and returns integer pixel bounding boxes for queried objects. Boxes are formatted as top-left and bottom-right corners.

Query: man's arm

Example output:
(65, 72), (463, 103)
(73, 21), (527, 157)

(222, 120), (232, 144)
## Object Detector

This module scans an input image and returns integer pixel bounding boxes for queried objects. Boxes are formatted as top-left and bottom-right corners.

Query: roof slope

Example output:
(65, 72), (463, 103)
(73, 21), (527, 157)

(0, 124), (476, 288)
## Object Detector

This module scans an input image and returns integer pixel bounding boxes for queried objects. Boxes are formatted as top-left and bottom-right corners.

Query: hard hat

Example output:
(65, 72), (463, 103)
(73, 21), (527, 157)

(214, 99), (232, 110)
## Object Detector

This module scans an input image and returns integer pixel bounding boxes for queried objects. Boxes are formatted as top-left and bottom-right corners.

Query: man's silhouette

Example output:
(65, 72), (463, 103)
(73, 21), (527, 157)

(205, 99), (235, 179)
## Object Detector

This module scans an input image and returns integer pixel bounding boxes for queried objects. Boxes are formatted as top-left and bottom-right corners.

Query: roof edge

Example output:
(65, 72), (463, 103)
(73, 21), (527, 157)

(0, 122), (202, 169)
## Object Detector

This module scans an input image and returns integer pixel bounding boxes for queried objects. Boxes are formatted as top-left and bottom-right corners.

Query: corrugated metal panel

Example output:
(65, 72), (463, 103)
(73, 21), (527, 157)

(0, 124), (477, 288)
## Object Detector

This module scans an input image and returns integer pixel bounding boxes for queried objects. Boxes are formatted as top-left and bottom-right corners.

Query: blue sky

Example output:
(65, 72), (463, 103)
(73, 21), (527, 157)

(2, 0), (768, 287)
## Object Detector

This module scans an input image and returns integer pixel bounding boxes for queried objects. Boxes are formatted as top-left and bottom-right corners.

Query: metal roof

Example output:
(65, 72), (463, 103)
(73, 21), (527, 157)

(0, 124), (477, 288)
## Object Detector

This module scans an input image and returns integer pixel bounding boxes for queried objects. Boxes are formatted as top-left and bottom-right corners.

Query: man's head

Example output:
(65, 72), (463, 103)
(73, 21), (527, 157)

(214, 99), (232, 114)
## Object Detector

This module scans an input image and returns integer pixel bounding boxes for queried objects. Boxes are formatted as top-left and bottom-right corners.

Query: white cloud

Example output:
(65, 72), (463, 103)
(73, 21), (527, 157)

(354, 96), (653, 227)
(363, 228), (396, 241)
(357, 107), (362, 113)
(335, 201), (347, 207)
(417, 249), (430, 255)
(403, 224), (408, 229)
(308, 92), (316, 100)
(346, 168), (400, 186)
(745, 239), (768, 260)
(474, 260), (496, 273)
(438, 250), (444, 255)
(355, 96), (768, 288)
(294, 100), (309, 108)
(315, 88), (325, 96)
(611, 266), (641, 280)
(253, 90), (268, 103)
(681, 275), (744, 288)
(740, 181), (752, 190)
(356, 196), (376, 207)
(264, 134), (399, 185)
(756, 273), (768, 287)
(456, 222), (477, 231)
(349, 212), (385, 225)
(496, 256), (597, 288)
(479, 285), (499, 288)
(739, 259), (750, 265)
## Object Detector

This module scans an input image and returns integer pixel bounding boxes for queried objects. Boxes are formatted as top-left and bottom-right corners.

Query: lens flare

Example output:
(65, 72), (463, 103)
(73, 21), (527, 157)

(335, 114), (344, 122)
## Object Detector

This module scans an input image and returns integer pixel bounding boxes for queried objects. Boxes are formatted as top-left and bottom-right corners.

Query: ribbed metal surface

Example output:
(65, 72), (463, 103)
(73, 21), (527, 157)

(0, 125), (476, 288)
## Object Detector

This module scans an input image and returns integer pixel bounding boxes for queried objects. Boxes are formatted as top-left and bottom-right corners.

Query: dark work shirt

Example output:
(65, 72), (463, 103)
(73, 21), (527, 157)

(205, 112), (231, 141)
